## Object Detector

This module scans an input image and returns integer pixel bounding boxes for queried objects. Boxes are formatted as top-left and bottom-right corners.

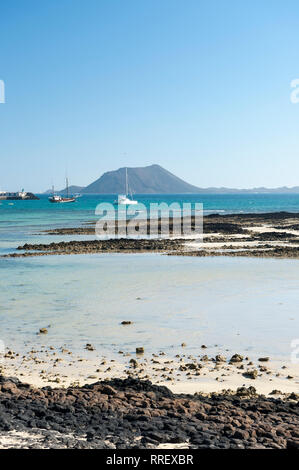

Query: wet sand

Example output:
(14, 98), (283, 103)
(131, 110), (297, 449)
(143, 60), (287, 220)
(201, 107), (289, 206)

(1, 343), (298, 395)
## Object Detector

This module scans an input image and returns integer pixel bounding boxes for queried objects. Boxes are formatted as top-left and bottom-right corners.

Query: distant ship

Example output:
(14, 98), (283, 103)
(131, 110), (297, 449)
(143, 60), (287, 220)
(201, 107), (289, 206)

(48, 178), (77, 203)
(0, 189), (39, 200)
(114, 168), (138, 205)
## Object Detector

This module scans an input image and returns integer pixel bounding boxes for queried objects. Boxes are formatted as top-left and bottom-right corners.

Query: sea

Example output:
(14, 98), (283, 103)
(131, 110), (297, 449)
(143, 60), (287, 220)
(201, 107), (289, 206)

(0, 193), (299, 362)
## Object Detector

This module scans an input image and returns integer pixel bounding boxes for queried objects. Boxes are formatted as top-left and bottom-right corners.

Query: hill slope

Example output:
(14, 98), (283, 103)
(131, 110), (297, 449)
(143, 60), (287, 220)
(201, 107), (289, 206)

(43, 165), (299, 194)
(82, 164), (200, 194)
(44, 185), (84, 195)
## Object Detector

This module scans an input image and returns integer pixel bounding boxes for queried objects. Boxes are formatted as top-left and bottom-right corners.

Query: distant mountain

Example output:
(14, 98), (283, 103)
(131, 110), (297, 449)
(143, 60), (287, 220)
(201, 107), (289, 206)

(82, 164), (200, 194)
(43, 165), (299, 194)
(44, 185), (84, 195)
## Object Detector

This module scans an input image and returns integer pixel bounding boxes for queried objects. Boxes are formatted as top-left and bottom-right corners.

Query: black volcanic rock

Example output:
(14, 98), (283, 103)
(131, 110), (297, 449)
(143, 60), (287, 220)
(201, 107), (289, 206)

(0, 376), (298, 449)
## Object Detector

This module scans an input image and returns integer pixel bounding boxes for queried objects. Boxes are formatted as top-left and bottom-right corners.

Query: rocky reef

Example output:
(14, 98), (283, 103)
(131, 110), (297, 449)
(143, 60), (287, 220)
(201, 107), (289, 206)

(0, 376), (298, 449)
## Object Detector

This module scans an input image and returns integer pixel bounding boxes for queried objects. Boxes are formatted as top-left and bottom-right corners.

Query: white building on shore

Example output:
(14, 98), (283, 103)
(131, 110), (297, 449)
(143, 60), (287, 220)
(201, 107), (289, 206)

(0, 190), (31, 200)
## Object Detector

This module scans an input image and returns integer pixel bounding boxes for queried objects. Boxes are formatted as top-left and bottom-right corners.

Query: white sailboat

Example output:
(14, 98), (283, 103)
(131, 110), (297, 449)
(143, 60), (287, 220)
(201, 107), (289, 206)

(114, 168), (138, 205)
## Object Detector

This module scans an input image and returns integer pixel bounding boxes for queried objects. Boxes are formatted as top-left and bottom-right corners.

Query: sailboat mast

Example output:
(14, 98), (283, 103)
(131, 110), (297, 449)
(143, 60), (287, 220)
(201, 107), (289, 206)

(125, 168), (128, 196)
(66, 177), (69, 198)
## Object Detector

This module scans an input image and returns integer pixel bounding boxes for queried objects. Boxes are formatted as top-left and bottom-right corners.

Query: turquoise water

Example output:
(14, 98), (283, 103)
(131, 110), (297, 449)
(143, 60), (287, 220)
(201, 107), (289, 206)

(1, 194), (299, 362)
(0, 254), (298, 360)
(2, 193), (299, 230)
(1, 193), (299, 255)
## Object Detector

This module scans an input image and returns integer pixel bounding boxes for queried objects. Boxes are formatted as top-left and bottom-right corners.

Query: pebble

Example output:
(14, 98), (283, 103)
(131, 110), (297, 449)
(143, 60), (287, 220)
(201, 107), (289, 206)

(39, 328), (48, 335)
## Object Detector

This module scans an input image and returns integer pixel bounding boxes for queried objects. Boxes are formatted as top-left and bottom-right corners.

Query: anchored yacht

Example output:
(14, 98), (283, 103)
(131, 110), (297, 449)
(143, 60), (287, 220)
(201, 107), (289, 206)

(114, 168), (138, 205)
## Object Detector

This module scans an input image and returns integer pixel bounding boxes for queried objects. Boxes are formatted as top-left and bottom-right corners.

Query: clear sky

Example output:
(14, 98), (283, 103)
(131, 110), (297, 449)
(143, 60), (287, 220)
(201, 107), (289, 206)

(1, 0), (299, 192)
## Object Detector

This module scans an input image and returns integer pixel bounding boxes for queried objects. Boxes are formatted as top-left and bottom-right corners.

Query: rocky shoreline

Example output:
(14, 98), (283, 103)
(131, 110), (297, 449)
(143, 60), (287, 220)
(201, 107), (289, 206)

(6, 238), (186, 258)
(0, 192), (39, 201)
(0, 375), (298, 449)
(1, 211), (299, 449)
(4, 211), (299, 259)
(1, 339), (298, 449)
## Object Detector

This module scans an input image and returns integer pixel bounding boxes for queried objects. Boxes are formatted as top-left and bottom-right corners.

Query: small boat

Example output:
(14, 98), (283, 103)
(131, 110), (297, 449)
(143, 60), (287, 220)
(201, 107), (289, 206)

(48, 178), (77, 203)
(114, 168), (138, 205)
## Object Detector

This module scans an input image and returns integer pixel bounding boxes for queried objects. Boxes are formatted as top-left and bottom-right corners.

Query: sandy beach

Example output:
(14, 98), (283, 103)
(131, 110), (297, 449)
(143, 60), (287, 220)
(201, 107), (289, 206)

(1, 343), (299, 396)
(1, 336), (298, 448)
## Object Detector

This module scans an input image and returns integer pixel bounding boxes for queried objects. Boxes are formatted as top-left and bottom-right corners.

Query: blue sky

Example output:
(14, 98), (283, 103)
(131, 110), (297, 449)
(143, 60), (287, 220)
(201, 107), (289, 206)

(1, 0), (299, 192)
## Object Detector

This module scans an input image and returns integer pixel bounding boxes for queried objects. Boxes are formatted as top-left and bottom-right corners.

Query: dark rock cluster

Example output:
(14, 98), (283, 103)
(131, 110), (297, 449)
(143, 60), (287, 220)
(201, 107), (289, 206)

(9, 238), (185, 258)
(4, 211), (299, 259)
(0, 376), (298, 449)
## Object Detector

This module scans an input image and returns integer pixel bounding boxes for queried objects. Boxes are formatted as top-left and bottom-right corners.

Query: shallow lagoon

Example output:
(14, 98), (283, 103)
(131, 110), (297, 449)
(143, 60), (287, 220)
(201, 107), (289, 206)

(1, 253), (298, 362)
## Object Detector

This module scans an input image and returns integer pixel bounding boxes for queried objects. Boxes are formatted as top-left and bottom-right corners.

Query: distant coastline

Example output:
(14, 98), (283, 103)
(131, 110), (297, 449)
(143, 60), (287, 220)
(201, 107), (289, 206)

(43, 164), (299, 195)
(0, 191), (39, 200)
(44, 188), (299, 195)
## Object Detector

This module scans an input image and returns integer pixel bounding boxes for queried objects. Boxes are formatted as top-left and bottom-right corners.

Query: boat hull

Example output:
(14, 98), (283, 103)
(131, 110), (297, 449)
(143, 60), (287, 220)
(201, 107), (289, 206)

(114, 195), (138, 205)
(49, 197), (76, 203)
(114, 200), (138, 205)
